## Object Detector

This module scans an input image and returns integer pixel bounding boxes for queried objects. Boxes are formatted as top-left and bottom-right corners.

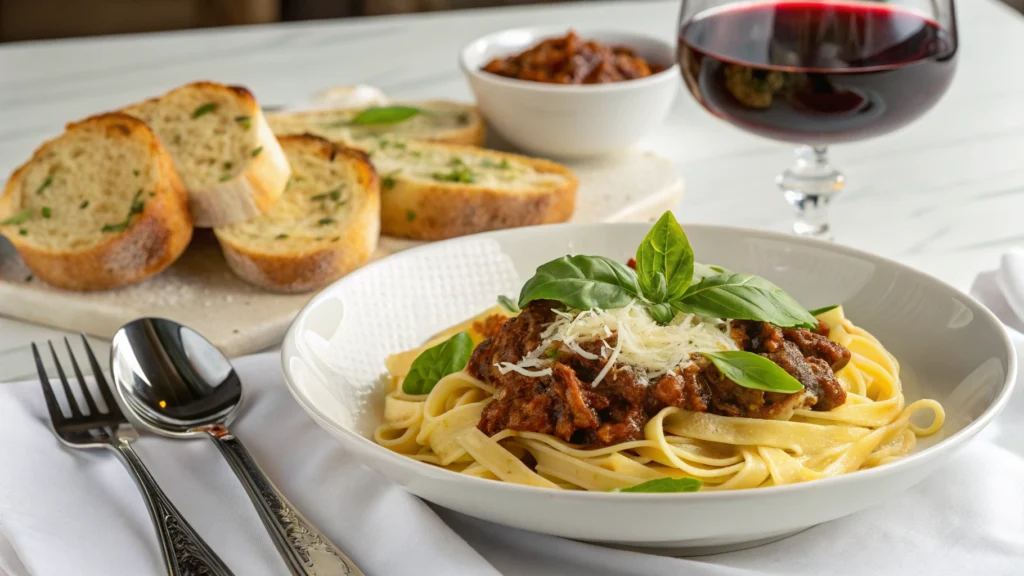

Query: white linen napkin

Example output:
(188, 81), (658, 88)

(973, 249), (1024, 334)
(0, 355), (499, 576)
(2, 264), (1023, 575)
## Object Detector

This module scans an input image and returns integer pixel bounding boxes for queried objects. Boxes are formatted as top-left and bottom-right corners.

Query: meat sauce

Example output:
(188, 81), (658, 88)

(470, 300), (850, 447)
(481, 30), (667, 85)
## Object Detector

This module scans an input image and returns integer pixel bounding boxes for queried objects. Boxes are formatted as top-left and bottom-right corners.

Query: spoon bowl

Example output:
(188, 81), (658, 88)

(111, 317), (241, 436)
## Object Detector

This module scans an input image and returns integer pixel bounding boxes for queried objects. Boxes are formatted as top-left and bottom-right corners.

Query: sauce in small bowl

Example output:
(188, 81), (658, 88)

(481, 30), (667, 85)
(461, 27), (679, 158)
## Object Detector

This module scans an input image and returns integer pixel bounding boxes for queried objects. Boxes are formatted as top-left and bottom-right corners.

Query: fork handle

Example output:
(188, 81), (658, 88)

(113, 439), (235, 576)
(206, 427), (363, 576)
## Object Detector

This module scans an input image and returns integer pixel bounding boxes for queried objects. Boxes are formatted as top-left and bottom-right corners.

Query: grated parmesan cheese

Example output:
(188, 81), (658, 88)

(497, 363), (554, 377)
(494, 300), (738, 387)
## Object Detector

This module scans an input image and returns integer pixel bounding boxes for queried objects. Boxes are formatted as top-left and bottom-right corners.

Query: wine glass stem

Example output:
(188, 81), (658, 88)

(777, 145), (845, 240)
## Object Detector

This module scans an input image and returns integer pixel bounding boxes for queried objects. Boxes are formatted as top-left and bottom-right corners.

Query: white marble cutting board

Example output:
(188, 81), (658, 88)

(0, 150), (682, 357)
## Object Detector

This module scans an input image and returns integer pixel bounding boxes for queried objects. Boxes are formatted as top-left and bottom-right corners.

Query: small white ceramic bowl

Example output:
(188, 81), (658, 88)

(282, 222), (1016, 553)
(459, 26), (680, 158)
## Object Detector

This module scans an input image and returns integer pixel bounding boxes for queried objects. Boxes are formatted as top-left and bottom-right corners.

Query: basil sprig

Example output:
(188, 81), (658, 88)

(349, 106), (422, 126)
(515, 210), (818, 329)
(702, 351), (804, 393)
(516, 213), (689, 316)
(613, 477), (703, 493)
(402, 331), (474, 395)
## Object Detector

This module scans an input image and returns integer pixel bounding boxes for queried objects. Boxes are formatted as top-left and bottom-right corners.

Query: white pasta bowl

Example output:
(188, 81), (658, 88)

(459, 27), (680, 158)
(281, 223), (1016, 552)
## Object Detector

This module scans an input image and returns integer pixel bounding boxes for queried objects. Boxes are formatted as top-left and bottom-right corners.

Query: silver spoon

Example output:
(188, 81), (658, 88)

(110, 317), (363, 576)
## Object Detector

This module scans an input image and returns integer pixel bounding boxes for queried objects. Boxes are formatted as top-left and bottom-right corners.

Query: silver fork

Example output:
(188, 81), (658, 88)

(32, 335), (234, 576)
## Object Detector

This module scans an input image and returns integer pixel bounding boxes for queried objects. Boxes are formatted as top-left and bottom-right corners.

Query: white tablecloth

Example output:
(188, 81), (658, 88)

(1, 281), (1022, 575)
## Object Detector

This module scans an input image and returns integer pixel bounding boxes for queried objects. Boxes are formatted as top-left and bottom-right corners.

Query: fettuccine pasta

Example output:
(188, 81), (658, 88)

(374, 305), (945, 491)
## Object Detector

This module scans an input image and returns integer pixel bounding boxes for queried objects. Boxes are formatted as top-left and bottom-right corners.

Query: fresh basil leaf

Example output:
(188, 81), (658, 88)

(635, 211), (694, 303)
(497, 295), (520, 314)
(644, 302), (676, 325)
(808, 304), (839, 316)
(518, 255), (640, 311)
(702, 351), (804, 393)
(349, 106), (422, 126)
(613, 477), (703, 493)
(402, 331), (474, 395)
(672, 272), (818, 328)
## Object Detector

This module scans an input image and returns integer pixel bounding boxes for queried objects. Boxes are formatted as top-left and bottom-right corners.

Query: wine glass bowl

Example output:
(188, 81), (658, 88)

(677, 0), (959, 239)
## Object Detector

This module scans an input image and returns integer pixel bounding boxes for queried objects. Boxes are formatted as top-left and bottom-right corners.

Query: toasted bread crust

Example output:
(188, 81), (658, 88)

(214, 135), (380, 293)
(0, 113), (192, 291)
(124, 81), (258, 112)
(122, 81), (290, 228)
(379, 147), (578, 240)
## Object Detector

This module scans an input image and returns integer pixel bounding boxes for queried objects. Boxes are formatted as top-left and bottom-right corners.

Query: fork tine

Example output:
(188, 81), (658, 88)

(32, 343), (66, 425)
(65, 337), (100, 416)
(82, 334), (123, 419)
(48, 340), (82, 418)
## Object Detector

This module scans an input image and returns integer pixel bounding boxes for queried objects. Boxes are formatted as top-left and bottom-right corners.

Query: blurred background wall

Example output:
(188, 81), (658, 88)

(0, 0), (1020, 43)
(0, 0), (577, 42)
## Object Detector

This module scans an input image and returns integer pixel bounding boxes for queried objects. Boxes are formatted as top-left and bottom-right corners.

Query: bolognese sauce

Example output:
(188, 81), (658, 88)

(481, 30), (667, 85)
(470, 300), (850, 447)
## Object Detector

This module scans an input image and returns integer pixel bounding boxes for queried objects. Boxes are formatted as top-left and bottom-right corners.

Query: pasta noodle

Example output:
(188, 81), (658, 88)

(373, 305), (945, 491)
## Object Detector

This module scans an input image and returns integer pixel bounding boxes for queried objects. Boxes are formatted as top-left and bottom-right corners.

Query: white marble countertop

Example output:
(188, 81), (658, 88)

(1, 0), (1022, 382)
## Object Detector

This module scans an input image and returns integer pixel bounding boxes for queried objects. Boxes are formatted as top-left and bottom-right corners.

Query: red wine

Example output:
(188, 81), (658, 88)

(679, 2), (956, 144)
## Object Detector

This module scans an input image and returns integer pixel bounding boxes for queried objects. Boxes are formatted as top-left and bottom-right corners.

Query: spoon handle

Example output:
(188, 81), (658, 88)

(206, 427), (364, 576)
(112, 439), (235, 576)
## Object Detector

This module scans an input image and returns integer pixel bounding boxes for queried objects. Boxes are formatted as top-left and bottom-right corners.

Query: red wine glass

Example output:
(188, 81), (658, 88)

(678, 0), (958, 239)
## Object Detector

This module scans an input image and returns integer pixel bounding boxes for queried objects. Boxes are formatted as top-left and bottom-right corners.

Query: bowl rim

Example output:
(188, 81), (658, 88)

(458, 25), (681, 94)
(282, 221), (1018, 502)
